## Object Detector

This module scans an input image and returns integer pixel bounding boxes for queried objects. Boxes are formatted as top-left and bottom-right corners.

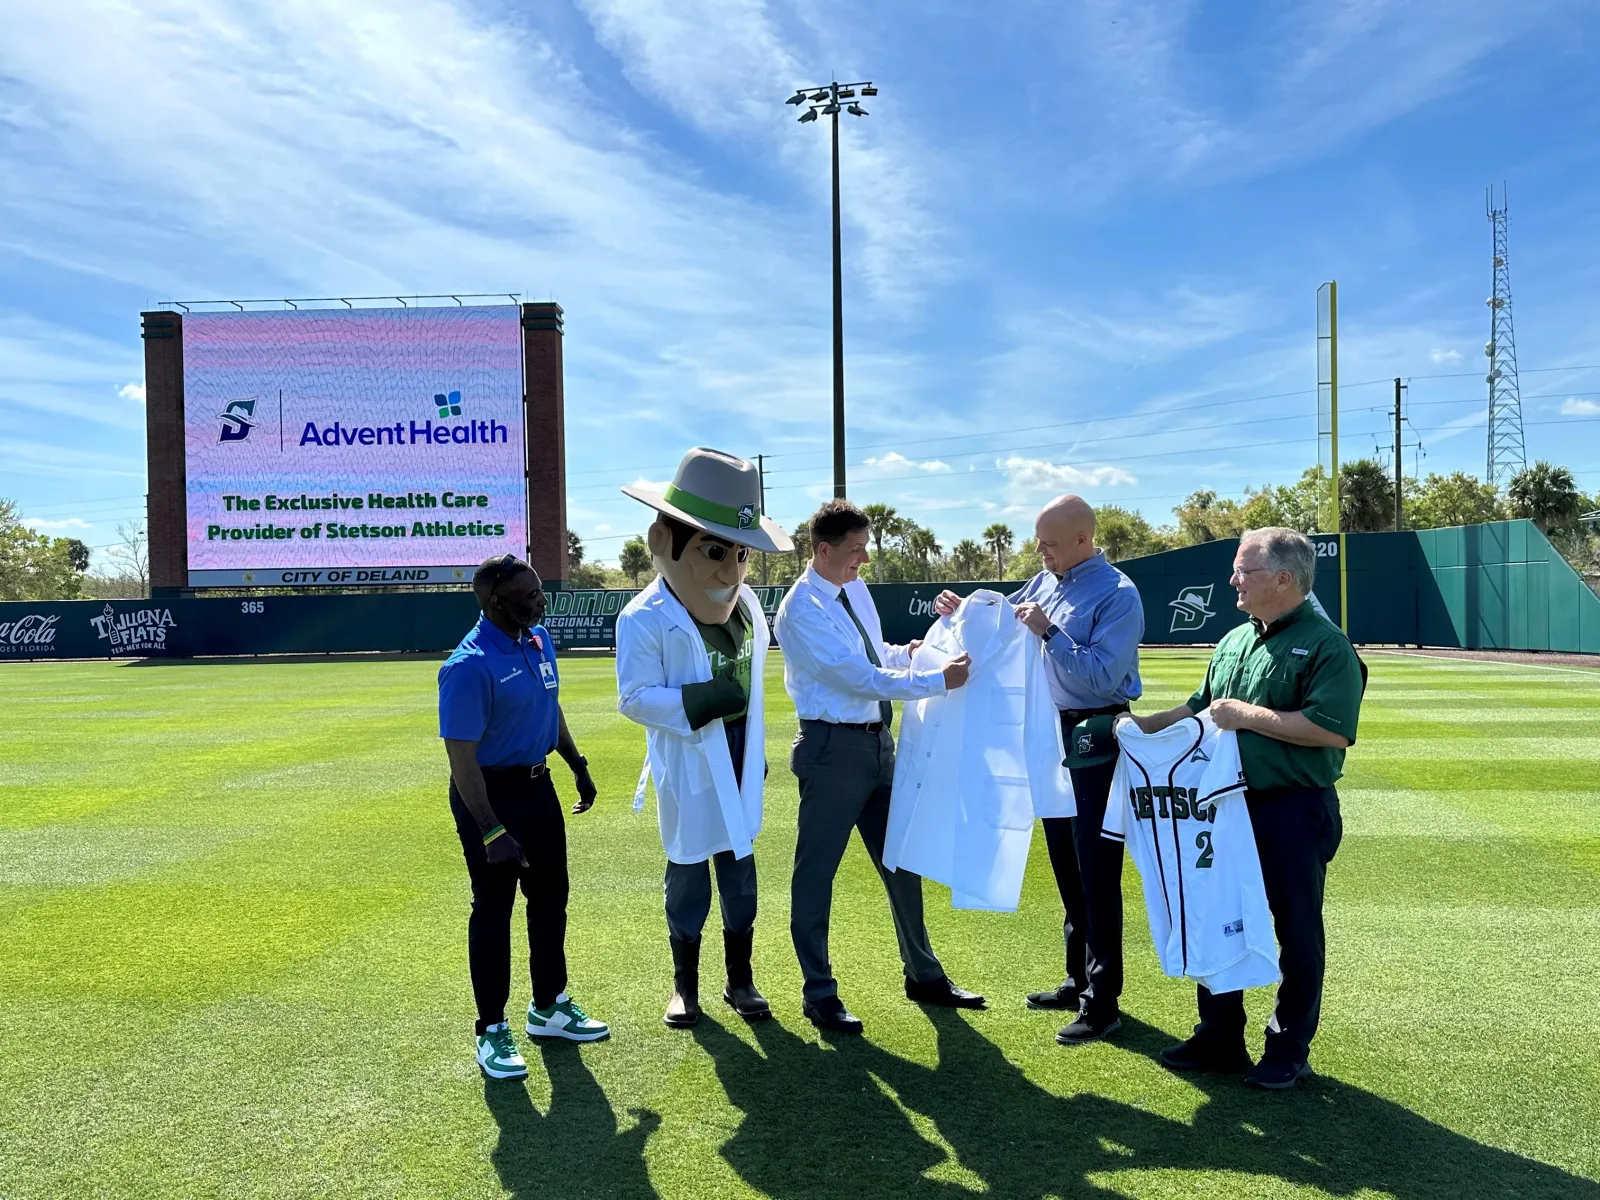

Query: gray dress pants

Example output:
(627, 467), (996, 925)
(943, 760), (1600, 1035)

(665, 850), (758, 941)
(788, 720), (944, 1002)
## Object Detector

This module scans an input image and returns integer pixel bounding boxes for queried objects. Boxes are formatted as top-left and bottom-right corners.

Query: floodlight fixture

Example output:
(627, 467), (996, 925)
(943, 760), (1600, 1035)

(784, 79), (880, 500)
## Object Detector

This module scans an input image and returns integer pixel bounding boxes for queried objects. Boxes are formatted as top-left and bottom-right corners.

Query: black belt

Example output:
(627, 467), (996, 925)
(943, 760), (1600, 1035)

(804, 718), (887, 733)
(482, 762), (550, 779)
(1059, 702), (1130, 727)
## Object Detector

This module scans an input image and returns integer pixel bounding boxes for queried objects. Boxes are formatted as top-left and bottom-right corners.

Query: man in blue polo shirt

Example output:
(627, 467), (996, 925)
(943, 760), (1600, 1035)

(440, 553), (609, 1081)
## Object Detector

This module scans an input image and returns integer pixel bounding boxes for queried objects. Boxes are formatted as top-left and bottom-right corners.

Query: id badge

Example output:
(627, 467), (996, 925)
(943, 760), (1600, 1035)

(540, 660), (558, 690)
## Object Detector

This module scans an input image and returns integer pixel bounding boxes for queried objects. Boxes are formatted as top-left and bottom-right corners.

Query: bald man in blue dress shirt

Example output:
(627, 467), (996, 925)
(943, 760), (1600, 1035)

(937, 494), (1144, 1045)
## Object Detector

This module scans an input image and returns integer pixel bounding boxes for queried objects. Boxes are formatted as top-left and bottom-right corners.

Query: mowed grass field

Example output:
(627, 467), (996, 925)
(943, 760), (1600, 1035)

(1, 648), (1598, 1199)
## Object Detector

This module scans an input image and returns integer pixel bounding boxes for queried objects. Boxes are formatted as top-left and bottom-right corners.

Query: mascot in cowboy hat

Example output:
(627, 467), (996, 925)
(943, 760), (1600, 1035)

(615, 448), (793, 1027)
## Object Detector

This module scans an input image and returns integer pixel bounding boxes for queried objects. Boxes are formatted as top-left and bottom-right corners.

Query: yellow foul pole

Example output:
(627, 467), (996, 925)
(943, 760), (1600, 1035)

(1329, 281), (1348, 633)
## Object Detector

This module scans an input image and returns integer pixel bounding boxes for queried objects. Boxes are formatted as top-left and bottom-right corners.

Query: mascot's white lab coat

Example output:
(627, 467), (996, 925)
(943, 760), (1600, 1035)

(883, 590), (1075, 911)
(616, 577), (768, 865)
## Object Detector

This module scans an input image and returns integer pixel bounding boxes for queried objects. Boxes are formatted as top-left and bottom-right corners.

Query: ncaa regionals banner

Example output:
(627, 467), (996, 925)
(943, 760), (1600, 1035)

(183, 305), (526, 587)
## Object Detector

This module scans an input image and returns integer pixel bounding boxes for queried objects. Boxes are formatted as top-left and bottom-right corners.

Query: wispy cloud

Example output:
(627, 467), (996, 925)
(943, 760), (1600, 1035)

(1562, 397), (1600, 416)
(862, 450), (952, 474)
(997, 456), (1137, 493)
(118, 382), (146, 403)
(24, 516), (92, 531)
(1430, 348), (1462, 364)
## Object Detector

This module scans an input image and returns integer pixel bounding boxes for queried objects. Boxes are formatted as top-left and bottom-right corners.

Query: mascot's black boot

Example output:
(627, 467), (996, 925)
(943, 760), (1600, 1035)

(722, 929), (771, 1020)
(664, 935), (701, 1028)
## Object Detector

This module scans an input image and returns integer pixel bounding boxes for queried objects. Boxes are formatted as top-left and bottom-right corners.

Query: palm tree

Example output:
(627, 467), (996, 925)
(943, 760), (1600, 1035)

(1338, 459), (1397, 533)
(902, 524), (941, 581)
(618, 537), (651, 585)
(1508, 462), (1583, 532)
(950, 539), (985, 580)
(860, 503), (901, 582)
(981, 522), (1014, 576)
(790, 521), (812, 575)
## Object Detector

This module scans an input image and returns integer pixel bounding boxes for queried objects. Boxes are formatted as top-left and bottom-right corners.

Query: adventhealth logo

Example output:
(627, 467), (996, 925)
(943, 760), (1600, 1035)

(219, 398), (259, 443)
(1168, 584), (1216, 634)
(297, 386), (505, 448)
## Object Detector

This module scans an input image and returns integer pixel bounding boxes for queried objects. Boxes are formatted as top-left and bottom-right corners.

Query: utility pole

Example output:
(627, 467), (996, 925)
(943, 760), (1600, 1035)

(757, 453), (769, 585)
(1393, 378), (1407, 531)
(786, 80), (877, 499)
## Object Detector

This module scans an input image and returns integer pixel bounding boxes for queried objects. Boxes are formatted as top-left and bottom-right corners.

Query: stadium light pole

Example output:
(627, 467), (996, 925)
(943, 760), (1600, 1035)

(787, 80), (877, 499)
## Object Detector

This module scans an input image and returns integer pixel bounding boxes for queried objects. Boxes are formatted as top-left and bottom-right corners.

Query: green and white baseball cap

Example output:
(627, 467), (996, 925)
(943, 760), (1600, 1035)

(622, 447), (794, 553)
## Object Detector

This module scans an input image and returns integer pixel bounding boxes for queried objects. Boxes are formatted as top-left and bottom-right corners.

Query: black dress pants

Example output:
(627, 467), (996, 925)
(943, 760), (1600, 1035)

(450, 767), (569, 1034)
(1043, 756), (1124, 1017)
(1195, 785), (1343, 1065)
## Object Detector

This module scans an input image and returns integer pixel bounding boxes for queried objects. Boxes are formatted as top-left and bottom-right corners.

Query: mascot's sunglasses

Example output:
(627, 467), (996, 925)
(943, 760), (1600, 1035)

(697, 542), (750, 564)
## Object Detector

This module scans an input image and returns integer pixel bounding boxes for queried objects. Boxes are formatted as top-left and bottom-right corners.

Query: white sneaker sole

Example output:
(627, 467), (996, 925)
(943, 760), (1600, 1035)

(478, 1058), (529, 1080)
(525, 1020), (610, 1042)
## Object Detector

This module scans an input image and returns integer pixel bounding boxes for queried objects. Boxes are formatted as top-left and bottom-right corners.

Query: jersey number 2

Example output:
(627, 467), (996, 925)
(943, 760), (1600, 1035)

(1194, 830), (1214, 869)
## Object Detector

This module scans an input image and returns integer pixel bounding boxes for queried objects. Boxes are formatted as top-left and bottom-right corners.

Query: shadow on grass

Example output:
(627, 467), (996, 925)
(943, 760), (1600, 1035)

(691, 1010), (1596, 1200)
(482, 1042), (662, 1200)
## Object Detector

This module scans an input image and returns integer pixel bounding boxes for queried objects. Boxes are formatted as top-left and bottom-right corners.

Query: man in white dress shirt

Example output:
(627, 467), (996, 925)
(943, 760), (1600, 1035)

(775, 500), (984, 1034)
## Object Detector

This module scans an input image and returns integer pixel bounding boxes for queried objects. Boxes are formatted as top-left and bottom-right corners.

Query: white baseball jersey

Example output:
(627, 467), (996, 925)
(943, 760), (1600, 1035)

(1103, 713), (1279, 993)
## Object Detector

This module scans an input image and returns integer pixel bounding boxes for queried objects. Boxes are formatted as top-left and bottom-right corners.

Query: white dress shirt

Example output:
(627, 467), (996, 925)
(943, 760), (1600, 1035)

(774, 566), (947, 723)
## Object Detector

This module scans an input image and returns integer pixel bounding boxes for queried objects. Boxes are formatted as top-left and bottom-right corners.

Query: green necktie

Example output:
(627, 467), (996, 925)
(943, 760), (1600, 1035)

(838, 590), (895, 728)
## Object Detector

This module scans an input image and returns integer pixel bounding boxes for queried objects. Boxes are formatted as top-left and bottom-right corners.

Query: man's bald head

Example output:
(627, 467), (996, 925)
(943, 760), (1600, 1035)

(1035, 494), (1098, 575)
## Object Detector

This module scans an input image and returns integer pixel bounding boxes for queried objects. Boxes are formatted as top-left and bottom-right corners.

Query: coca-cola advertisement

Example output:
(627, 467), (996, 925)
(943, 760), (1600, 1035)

(0, 613), (59, 656)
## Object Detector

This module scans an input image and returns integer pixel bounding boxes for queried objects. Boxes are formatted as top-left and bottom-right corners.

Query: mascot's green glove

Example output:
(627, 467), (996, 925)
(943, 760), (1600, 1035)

(682, 662), (749, 731)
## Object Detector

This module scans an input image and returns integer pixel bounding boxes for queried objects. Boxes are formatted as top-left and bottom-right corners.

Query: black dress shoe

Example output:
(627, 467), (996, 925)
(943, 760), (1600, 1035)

(1159, 1035), (1253, 1074)
(1055, 1009), (1121, 1045)
(1025, 983), (1081, 1011)
(802, 996), (864, 1034)
(905, 975), (986, 1009)
(1246, 1057), (1313, 1090)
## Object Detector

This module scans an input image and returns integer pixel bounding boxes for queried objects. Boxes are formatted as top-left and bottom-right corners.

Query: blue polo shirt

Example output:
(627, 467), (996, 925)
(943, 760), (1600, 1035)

(438, 616), (560, 768)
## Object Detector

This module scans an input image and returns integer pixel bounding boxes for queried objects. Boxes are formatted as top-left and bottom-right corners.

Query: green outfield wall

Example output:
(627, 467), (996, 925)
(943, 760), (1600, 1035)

(2, 522), (1595, 660)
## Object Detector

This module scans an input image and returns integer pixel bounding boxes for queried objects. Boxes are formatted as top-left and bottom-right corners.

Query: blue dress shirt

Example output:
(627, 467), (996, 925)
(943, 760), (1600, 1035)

(1007, 552), (1144, 711)
(438, 616), (560, 768)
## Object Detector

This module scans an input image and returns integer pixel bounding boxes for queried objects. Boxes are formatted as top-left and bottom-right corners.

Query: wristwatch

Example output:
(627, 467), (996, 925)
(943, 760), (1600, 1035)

(1042, 624), (1060, 643)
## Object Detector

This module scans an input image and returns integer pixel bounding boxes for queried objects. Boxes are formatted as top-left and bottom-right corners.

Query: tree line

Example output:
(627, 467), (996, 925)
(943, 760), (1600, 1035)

(576, 460), (1599, 591)
(8, 458), (1593, 602)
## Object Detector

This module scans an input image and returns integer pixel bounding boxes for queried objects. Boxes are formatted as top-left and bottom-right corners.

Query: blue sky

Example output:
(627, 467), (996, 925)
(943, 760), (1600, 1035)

(3, 0), (1598, 567)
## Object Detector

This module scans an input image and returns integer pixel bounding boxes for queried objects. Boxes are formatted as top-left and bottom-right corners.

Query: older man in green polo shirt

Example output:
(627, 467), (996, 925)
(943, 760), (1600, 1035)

(1125, 526), (1365, 1090)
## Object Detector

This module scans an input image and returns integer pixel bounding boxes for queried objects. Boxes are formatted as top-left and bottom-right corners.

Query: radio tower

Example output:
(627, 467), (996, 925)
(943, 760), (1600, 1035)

(1485, 184), (1527, 487)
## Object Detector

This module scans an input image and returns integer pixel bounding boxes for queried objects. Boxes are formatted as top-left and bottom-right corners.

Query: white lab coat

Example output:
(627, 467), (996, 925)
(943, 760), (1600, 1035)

(616, 577), (768, 865)
(884, 591), (1075, 911)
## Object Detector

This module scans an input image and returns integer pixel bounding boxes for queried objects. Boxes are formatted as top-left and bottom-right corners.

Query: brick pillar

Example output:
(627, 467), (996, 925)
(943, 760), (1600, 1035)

(521, 303), (568, 586)
(142, 311), (187, 595)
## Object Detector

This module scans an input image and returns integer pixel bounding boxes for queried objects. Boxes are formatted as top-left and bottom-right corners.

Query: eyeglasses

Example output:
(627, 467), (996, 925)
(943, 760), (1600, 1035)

(1230, 566), (1275, 583)
(697, 542), (750, 564)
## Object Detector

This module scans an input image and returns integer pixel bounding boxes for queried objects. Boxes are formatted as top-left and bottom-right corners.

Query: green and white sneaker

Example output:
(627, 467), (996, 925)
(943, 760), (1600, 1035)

(476, 1022), (528, 1079)
(526, 992), (610, 1042)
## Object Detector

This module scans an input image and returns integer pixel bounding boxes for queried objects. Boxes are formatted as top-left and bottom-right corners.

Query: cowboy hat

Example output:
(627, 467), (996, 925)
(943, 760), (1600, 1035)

(621, 447), (794, 553)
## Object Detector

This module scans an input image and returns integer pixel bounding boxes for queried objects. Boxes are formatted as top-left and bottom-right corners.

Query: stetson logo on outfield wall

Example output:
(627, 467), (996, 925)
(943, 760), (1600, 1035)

(0, 613), (58, 654)
(1168, 584), (1216, 634)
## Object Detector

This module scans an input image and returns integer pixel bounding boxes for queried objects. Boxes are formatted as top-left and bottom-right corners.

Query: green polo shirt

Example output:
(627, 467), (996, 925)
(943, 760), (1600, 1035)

(1187, 599), (1365, 791)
